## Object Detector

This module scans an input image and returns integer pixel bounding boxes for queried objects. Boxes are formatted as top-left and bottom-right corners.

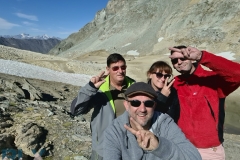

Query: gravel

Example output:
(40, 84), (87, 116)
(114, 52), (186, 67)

(0, 59), (91, 86)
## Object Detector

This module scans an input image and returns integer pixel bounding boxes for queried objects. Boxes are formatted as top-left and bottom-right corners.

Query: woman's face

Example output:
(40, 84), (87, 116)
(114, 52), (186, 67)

(149, 69), (171, 90)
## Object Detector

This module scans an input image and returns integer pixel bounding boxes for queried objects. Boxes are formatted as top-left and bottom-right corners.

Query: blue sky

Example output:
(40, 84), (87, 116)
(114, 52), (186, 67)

(0, 0), (109, 39)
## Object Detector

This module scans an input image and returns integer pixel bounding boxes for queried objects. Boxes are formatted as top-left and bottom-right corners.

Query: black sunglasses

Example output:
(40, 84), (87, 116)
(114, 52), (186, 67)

(171, 58), (186, 64)
(153, 72), (171, 79)
(111, 65), (127, 71)
(127, 100), (155, 108)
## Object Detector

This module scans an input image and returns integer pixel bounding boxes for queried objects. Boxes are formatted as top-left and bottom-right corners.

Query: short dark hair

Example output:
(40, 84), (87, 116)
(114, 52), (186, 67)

(107, 53), (126, 67)
(170, 45), (187, 55)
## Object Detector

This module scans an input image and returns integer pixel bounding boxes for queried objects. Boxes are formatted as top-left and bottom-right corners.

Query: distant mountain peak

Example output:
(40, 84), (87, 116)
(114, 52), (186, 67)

(1, 33), (62, 40)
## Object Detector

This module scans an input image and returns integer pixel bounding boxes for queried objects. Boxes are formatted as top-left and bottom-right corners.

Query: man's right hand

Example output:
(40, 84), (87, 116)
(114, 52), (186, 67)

(124, 117), (159, 151)
(90, 70), (109, 88)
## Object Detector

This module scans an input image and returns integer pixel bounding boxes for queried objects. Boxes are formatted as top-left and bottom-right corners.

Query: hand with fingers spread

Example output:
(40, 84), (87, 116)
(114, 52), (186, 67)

(161, 77), (175, 97)
(124, 117), (159, 151)
(169, 46), (202, 61)
(90, 70), (109, 88)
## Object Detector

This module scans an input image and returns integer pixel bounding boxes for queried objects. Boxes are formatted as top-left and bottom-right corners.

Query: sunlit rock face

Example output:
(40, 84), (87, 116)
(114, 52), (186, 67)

(49, 0), (240, 60)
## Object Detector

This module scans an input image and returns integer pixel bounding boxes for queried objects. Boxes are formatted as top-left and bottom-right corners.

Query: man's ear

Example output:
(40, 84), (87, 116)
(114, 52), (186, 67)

(106, 66), (109, 71)
(123, 100), (129, 111)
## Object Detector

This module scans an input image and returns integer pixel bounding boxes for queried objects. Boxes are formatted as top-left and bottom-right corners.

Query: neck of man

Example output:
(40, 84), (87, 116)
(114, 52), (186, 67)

(130, 120), (152, 131)
(181, 64), (196, 75)
(110, 79), (124, 90)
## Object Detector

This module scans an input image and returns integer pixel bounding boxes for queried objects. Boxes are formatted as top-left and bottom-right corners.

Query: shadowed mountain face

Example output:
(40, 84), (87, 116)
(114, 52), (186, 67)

(0, 37), (61, 54)
(49, 0), (240, 58)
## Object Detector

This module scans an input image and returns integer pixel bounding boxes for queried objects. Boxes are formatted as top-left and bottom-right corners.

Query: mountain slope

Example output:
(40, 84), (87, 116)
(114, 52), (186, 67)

(0, 37), (61, 54)
(49, 0), (240, 59)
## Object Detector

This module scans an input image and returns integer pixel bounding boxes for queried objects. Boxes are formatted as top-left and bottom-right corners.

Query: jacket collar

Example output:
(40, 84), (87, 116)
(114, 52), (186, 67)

(175, 64), (207, 85)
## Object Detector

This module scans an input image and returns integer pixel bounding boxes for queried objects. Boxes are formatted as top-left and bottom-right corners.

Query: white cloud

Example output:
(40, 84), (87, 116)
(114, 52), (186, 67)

(0, 17), (20, 29)
(16, 12), (38, 21)
(22, 21), (35, 26)
(30, 28), (45, 32)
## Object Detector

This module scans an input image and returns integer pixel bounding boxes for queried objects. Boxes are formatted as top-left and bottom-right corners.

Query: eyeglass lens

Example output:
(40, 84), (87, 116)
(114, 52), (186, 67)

(154, 72), (171, 79)
(171, 58), (186, 64)
(128, 100), (155, 107)
(112, 65), (127, 71)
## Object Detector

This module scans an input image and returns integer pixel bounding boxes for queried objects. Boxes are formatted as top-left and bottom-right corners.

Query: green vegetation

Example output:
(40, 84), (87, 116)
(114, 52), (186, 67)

(62, 122), (72, 128)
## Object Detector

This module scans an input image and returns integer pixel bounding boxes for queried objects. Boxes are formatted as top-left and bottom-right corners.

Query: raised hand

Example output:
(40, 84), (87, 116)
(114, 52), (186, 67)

(124, 117), (159, 151)
(169, 46), (202, 61)
(33, 153), (43, 160)
(161, 77), (175, 97)
(90, 70), (109, 88)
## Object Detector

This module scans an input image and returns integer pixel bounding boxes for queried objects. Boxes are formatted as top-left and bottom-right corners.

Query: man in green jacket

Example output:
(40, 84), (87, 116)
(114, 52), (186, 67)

(71, 53), (135, 160)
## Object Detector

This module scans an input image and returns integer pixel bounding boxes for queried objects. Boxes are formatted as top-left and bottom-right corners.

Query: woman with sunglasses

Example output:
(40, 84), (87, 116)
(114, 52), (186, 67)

(146, 61), (180, 122)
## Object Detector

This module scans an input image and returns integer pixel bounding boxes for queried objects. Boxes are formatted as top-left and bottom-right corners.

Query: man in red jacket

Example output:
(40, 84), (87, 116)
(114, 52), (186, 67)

(169, 45), (240, 160)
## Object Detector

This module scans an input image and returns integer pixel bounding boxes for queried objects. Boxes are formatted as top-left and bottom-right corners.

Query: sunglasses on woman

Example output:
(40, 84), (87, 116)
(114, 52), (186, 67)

(153, 72), (171, 79)
(127, 100), (155, 108)
(111, 65), (127, 71)
(171, 58), (186, 64)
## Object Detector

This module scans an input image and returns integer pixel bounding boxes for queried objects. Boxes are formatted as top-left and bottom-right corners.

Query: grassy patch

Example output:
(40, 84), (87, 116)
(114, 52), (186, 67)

(62, 122), (72, 128)
(25, 107), (34, 111)
(43, 156), (53, 160)
(9, 101), (17, 106)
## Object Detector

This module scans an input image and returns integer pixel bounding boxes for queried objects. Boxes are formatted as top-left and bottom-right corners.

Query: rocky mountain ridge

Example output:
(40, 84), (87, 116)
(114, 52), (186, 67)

(0, 36), (61, 54)
(1, 33), (61, 40)
(49, 0), (240, 59)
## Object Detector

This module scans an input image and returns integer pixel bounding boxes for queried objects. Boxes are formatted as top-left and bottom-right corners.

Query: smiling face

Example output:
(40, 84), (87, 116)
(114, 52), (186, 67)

(171, 51), (195, 74)
(149, 70), (171, 90)
(124, 94), (155, 130)
(147, 61), (172, 91)
(107, 60), (126, 83)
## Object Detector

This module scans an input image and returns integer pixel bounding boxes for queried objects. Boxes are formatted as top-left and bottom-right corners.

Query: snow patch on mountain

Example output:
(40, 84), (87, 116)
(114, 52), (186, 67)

(0, 33), (62, 40)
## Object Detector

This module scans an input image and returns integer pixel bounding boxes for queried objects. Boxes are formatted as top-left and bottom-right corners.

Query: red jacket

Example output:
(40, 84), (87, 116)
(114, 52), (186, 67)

(173, 51), (240, 148)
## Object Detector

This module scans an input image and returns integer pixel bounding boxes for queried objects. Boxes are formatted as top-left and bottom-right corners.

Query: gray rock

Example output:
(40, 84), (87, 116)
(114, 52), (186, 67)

(74, 156), (88, 160)
(0, 134), (15, 150)
(15, 122), (46, 157)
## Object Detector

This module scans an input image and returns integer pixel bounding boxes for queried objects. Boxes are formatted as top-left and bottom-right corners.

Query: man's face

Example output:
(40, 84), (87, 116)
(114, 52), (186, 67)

(107, 60), (126, 83)
(124, 94), (155, 129)
(170, 51), (193, 74)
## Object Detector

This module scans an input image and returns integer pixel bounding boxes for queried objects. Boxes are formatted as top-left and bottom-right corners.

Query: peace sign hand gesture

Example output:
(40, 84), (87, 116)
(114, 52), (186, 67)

(90, 70), (109, 88)
(161, 77), (175, 97)
(124, 117), (159, 151)
(169, 46), (202, 61)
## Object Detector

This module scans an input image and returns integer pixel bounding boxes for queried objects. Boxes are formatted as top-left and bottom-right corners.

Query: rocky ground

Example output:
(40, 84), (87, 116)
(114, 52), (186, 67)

(0, 73), (93, 160)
